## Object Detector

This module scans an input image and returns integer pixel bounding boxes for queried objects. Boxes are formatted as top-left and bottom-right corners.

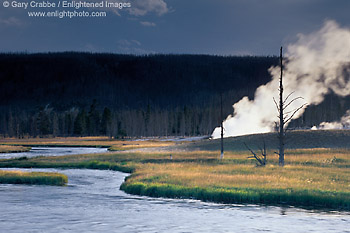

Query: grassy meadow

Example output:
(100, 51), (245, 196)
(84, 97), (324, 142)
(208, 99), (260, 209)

(0, 170), (68, 186)
(0, 139), (349, 210)
(0, 145), (31, 153)
(0, 136), (177, 151)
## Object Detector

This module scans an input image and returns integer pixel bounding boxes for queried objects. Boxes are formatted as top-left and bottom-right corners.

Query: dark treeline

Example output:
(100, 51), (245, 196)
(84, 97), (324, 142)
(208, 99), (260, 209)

(1, 52), (348, 138)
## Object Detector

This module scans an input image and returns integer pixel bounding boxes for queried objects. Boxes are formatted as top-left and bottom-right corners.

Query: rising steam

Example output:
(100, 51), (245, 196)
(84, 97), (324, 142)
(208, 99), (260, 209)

(312, 110), (350, 130)
(212, 20), (350, 138)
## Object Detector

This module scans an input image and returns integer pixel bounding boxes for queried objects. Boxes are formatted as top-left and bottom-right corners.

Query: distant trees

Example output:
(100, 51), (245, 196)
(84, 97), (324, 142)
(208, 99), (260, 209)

(0, 103), (224, 138)
(0, 52), (347, 138)
(0, 53), (279, 138)
(101, 107), (112, 137)
(87, 100), (100, 135)
(38, 109), (51, 136)
(74, 109), (87, 135)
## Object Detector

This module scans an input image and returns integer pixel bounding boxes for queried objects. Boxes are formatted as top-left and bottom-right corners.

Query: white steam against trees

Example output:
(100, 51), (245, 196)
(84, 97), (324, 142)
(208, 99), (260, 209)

(212, 20), (350, 139)
(312, 110), (350, 130)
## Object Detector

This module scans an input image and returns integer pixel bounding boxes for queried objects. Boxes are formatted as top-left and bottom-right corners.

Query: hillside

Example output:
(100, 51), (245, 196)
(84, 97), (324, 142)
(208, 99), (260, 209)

(182, 130), (350, 152)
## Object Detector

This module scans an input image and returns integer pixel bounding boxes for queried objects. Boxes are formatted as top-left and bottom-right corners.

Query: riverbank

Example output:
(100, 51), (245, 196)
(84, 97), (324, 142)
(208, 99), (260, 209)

(120, 149), (350, 210)
(0, 145), (31, 153)
(0, 170), (68, 186)
(0, 146), (349, 210)
(0, 136), (178, 151)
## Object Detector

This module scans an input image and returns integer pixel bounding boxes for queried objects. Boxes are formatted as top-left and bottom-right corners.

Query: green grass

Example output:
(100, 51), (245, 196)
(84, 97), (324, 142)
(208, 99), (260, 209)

(0, 170), (68, 186)
(0, 158), (135, 173)
(120, 182), (350, 210)
(116, 150), (350, 210)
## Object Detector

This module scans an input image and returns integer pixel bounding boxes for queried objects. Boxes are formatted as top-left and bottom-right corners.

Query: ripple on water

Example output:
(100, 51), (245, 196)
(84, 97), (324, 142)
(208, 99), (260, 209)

(0, 147), (350, 232)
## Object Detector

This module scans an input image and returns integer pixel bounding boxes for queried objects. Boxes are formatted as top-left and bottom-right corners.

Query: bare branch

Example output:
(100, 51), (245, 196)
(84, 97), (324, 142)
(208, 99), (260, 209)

(262, 139), (267, 164)
(244, 142), (263, 165)
(283, 91), (295, 104)
(244, 142), (257, 157)
(283, 97), (304, 110)
(273, 97), (280, 112)
(283, 109), (297, 116)
(244, 142), (266, 166)
(284, 103), (308, 125)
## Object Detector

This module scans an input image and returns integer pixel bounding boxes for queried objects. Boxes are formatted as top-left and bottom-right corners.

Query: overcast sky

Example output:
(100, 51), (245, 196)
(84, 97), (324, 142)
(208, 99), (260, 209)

(0, 0), (349, 55)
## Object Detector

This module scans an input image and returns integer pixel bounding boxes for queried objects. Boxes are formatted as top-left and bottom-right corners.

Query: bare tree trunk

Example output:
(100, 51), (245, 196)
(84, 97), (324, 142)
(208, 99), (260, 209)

(220, 93), (224, 160)
(273, 47), (306, 167)
(279, 47), (285, 167)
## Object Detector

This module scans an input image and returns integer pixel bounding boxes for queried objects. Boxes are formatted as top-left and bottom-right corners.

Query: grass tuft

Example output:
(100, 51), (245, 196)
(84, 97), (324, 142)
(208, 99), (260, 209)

(0, 145), (31, 153)
(120, 182), (350, 210)
(0, 170), (68, 186)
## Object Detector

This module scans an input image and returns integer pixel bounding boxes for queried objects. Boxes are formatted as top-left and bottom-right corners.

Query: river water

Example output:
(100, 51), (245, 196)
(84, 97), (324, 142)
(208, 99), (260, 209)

(0, 148), (349, 232)
(0, 147), (108, 159)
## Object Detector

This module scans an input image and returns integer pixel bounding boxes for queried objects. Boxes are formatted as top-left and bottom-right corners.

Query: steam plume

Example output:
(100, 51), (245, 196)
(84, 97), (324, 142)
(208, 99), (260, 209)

(312, 110), (350, 130)
(212, 20), (350, 138)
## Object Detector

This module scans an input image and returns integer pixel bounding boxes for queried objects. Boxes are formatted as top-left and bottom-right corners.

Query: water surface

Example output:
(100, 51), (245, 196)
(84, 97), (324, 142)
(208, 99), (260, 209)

(0, 168), (349, 233)
(0, 147), (108, 159)
(0, 147), (349, 232)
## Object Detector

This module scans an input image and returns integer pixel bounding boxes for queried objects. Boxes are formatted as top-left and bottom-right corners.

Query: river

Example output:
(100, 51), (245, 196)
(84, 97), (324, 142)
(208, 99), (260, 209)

(0, 146), (108, 159)
(0, 148), (349, 232)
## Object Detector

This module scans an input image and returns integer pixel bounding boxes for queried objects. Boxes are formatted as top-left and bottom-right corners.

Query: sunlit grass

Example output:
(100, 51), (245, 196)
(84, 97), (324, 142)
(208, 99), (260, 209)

(0, 170), (68, 185)
(0, 145), (31, 153)
(131, 163), (350, 192)
(0, 136), (177, 151)
(121, 156), (350, 209)
(0, 144), (349, 209)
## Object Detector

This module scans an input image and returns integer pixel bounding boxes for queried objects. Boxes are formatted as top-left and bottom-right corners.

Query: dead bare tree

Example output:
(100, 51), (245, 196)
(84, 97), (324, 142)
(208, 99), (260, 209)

(273, 47), (307, 167)
(220, 93), (224, 160)
(244, 141), (267, 166)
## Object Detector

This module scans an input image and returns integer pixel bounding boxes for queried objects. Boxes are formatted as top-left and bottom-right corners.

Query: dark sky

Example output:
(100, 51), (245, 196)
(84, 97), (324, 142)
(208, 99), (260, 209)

(1, 0), (349, 55)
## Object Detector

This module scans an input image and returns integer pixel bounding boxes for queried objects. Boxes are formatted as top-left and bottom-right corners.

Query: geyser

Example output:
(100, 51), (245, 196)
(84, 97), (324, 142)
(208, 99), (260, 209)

(212, 20), (350, 139)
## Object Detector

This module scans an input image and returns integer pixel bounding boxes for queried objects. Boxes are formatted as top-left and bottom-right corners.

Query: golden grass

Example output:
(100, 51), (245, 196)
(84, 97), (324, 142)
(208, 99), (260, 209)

(133, 162), (350, 192)
(0, 145), (31, 153)
(0, 144), (349, 209)
(0, 137), (177, 151)
(0, 170), (68, 185)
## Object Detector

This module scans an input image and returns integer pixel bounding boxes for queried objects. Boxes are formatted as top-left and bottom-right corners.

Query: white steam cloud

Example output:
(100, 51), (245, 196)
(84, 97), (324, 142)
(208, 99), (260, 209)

(312, 110), (350, 130)
(212, 20), (350, 139)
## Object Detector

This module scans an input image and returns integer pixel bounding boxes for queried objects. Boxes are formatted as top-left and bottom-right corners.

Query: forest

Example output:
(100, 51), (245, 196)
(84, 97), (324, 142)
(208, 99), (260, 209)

(0, 52), (349, 138)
